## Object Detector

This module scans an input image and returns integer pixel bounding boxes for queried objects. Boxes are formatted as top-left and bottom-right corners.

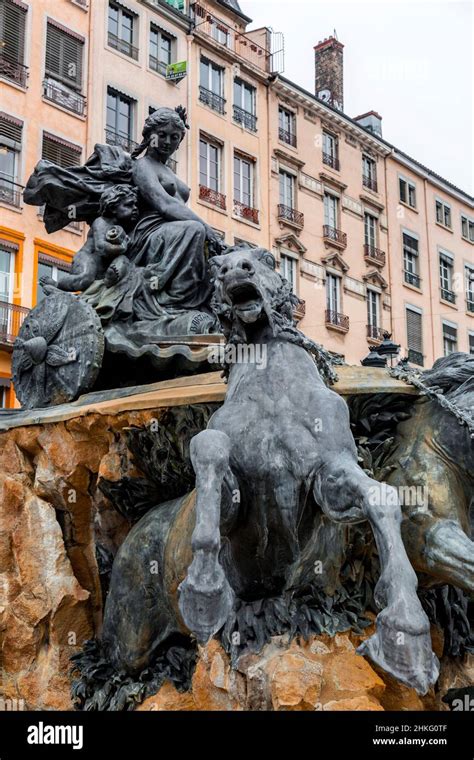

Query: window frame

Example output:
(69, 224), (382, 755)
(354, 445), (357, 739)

(199, 136), (222, 192)
(233, 153), (255, 208)
(435, 198), (452, 229)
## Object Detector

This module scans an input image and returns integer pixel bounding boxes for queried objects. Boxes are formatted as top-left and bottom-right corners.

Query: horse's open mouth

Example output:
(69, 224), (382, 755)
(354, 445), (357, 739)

(227, 282), (263, 319)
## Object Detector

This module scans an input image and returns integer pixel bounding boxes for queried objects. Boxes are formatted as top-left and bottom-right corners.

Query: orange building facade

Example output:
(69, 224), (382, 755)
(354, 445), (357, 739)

(1, 0), (472, 407)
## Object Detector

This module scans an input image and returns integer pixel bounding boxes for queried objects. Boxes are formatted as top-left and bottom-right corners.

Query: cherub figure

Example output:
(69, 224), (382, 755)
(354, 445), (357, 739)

(40, 185), (139, 293)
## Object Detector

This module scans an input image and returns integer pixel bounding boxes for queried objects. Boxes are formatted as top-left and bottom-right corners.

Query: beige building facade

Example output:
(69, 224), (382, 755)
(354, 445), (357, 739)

(0, 0), (472, 407)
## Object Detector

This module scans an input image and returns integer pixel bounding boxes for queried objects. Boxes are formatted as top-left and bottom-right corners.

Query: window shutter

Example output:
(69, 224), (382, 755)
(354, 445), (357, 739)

(0, 113), (23, 146)
(38, 252), (72, 272)
(406, 308), (423, 353)
(443, 323), (457, 340)
(45, 22), (83, 90)
(1, 0), (27, 64)
(402, 233), (418, 255)
(42, 133), (81, 167)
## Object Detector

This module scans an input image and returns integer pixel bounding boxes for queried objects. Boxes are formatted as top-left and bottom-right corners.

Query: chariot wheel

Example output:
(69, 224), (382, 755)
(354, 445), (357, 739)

(12, 291), (104, 409)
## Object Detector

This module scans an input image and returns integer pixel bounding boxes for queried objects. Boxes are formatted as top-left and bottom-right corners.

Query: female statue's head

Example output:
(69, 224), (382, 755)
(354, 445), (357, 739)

(131, 106), (189, 161)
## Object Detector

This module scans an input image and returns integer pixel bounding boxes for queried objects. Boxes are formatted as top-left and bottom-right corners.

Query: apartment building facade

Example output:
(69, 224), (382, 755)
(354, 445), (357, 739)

(0, 0), (472, 407)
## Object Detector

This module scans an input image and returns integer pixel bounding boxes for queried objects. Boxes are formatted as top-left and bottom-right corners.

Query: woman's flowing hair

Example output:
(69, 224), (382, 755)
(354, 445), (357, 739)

(131, 106), (189, 159)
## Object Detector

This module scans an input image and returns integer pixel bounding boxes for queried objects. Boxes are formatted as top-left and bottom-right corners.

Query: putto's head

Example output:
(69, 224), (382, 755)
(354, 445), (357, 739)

(210, 246), (299, 336)
(99, 185), (139, 224)
(132, 106), (189, 160)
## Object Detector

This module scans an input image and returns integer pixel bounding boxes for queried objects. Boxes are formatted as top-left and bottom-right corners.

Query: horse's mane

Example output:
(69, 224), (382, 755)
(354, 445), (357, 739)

(421, 352), (474, 396)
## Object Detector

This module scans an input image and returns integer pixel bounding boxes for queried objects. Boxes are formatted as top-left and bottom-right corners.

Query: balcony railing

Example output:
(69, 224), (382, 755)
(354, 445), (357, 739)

(407, 349), (424, 367)
(278, 127), (297, 147)
(440, 287), (456, 304)
(191, 3), (271, 72)
(199, 184), (226, 210)
(467, 298), (474, 313)
(364, 243), (386, 266)
(404, 270), (421, 288)
(325, 309), (349, 331)
(293, 299), (305, 322)
(199, 86), (226, 114)
(363, 174), (378, 193)
(322, 152), (340, 171)
(323, 225), (347, 248)
(0, 302), (30, 345)
(0, 177), (23, 208)
(367, 324), (385, 341)
(105, 129), (139, 155)
(0, 55), (28, 87)
(233, 105), (257, 132)
(277, 204), (304, 229)
(233, 200), (259, 225)
(43, 79), (86, 116)
(149, 55), (168, 76)
(107, 32), (139, 60)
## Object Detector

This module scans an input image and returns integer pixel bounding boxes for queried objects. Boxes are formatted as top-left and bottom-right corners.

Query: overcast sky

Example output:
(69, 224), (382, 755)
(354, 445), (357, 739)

(242, 0), (473, 195)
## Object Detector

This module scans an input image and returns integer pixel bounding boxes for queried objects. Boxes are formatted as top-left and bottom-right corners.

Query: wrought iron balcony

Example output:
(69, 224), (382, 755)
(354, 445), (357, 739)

(440, 287), (456, 304)
(278, 127), (297, 147)
(105, 129), (139, 155)
(467, 298), (474, 313)
(293, 300), (305, 322)
(233, 105), (257, 132)
(0, 302), (30, 345)
(0, 55), (28, 87)
(364, 243), (386, 266)
(0, 177), (23, 208)
(277, 204), (304, 229)
(362, 174), (378, 193)
(199, 185), (226, 210)
(233, 200), (259, 225)
(322, 152), (340, 171)
(107, 32), (139, 60)
(199, 86), (226, 115)
(404, 270), (421, 288)
(325, 309), (349, 331)
(149, 55), (168, 76)
(43, 79), (86, 116)
(367, 324), (385, 341)
(323, 225), (347, 248)
(407, 349), (424, 366)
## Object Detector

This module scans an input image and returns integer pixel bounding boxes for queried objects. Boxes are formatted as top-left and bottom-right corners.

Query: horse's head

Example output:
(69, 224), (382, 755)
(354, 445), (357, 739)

(209, 246), (299, 338)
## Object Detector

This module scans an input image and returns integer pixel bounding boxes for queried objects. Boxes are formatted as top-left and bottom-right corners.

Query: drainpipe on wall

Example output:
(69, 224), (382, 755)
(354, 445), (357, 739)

(186, 33), (193, 191)
(384, 152), (394, 341)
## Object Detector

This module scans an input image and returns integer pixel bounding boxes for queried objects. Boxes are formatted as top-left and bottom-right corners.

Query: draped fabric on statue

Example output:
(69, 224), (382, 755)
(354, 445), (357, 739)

(23, 145), (133, 232)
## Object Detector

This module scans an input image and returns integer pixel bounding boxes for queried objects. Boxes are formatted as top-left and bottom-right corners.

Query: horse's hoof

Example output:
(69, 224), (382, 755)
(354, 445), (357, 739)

(178, 573), (234, 644)
(357, 620), (439, 695)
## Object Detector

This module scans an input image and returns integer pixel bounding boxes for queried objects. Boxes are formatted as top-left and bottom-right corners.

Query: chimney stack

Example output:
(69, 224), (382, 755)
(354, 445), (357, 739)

(314, 36), (344, 111)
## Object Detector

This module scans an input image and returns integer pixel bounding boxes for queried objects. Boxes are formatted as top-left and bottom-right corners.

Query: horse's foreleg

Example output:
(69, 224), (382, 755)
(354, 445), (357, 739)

(314, 461), (439, 695)
(178, 429), (234, 643)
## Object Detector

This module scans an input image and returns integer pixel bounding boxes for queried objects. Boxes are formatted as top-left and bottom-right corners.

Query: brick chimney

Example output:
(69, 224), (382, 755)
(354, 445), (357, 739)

(314, 37), (344, 112)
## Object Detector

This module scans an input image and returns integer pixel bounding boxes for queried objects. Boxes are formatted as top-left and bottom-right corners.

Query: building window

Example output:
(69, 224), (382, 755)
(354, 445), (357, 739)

(42, 132), (81, 167)
(44, 22), (85, 115)
(399, 177), (416, 208)
(469, 333), (474, 355)
(406, 307), (424, 366)
(364, 213), (377, 249)
(278, 107), (296, 147)
(326, 273), (341, 313)
(0, 245), (14, 304)
(403, 232), (420, 288)
(323, 193), (339, 229)
(442, 322), (457, 356)
(279, 170), (295, 209)
(362, 155), (377, 192)
(436, 199), (451, 228)
(199, 136), (225, 209)
(367, 289), (381, 339)
(0, 114), (22, 208)
(461, 214), (474, 242)
(199, 57), (225, 114)
(108, 1), (138, 60)
(106, 88), (135, 152)
(233, 154), (258, 223)
(466, 266), (474, 312)
(149, 24), (173, 76)
(233, 78), (257, 131)
(211, 19), (229, 46)
(0, 0), (28, 87)
(439, 252), (455, 303)
(280, 254), (296, 293)
(36, 254), (72, 304)
(322, 131), (339, 170)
